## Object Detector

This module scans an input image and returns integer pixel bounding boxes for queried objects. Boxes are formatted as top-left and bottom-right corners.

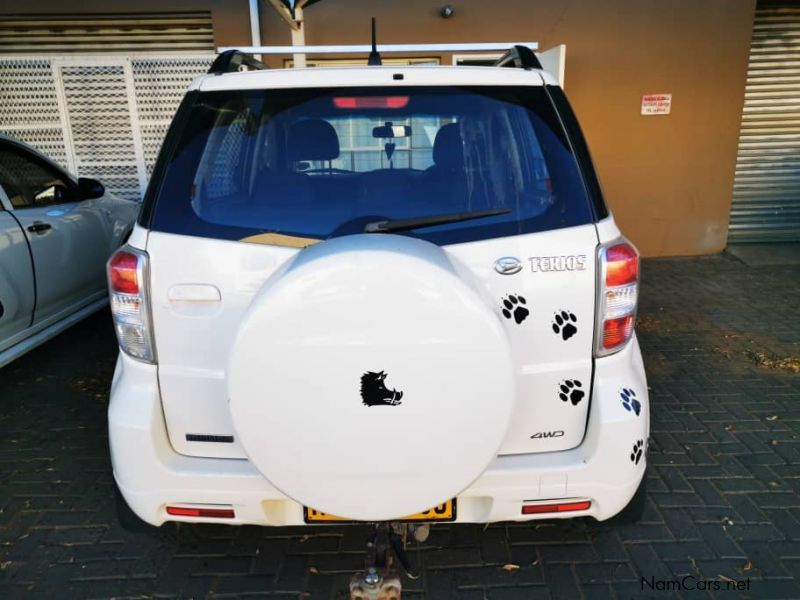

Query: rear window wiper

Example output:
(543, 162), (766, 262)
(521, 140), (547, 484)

(364, 208), (511, 234)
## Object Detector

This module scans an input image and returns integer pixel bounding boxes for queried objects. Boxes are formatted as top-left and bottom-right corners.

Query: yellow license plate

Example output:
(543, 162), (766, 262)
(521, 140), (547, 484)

(304, 500), (456, 523)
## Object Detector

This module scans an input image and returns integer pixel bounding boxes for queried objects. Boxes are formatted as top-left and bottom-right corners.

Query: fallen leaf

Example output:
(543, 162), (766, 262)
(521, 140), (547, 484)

(766, 415), (778, 421)
(745, 351), (800, 373)
(737, 561), (752, 574)
(689, 557), (701, 577)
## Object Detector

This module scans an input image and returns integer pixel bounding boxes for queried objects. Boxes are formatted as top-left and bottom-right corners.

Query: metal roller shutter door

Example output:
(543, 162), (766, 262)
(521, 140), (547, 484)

(730, 0), (800, 242)
(0, 13), (214, 54)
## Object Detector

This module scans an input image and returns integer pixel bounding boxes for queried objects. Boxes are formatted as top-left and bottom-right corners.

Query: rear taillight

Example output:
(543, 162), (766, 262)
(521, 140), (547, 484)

(107, 246), (155, 363)
(596, 239), (639, 356)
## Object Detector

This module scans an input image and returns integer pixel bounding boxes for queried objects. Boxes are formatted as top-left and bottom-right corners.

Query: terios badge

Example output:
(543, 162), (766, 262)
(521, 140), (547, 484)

(529, 255), (587, 272)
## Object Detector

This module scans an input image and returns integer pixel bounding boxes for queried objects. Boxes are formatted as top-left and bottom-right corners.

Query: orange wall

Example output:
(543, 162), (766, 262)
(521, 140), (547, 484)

(257, 0), (756, 256)
(1, 0), (756, 256)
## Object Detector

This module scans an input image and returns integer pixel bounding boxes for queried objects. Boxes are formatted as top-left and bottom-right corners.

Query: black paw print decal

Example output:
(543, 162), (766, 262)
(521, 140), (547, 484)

(630, 439), (644, 465)
(558, 379), (584, 406)
(552, 310), (577, 340)
(620, 388), (641, 416)
(501, 294), (529, 324)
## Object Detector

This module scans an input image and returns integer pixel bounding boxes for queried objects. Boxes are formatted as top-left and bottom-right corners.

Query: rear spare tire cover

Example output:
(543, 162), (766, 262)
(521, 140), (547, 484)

(228, 234), (514, 520)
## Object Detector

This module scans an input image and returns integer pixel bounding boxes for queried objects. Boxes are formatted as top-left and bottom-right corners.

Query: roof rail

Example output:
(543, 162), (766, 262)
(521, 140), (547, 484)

(216, 42), (538, 55)
(208, 49), (268, 75)
(493, 45), (542, 70)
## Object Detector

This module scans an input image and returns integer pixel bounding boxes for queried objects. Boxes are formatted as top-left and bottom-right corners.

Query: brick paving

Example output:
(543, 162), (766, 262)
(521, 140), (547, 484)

(1, 252), (799, 599)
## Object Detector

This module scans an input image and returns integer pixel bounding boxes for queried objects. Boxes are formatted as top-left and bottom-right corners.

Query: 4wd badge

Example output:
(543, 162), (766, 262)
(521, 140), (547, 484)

(530, 430), (565, 439)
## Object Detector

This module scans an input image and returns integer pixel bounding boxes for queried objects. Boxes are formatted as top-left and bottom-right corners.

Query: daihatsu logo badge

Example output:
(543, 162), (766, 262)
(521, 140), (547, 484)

(494, 257), (522, 275)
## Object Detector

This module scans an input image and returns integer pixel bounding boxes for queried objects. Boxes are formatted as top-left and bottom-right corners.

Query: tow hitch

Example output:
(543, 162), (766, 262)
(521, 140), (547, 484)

(349, 523), (428, 600)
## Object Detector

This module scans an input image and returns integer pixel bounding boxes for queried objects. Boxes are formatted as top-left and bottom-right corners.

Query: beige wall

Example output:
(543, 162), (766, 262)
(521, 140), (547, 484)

(1, 0), (756, 256)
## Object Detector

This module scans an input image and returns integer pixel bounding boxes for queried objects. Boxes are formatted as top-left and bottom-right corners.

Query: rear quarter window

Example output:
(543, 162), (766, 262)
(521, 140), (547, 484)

(145, 85), (595, 246)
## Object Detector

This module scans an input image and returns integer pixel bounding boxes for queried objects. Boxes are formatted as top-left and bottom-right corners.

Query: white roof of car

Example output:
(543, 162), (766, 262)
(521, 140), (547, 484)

(193, 65), (557, 92)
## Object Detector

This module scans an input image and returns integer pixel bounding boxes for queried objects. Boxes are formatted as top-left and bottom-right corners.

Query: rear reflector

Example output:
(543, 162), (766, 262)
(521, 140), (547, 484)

(333, 96), (410, 109)
(166, 506), (235, 519)
(521, 500), (591, 515)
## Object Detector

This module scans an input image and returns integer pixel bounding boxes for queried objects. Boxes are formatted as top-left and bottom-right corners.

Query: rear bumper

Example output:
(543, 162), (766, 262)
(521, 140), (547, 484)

(109, 336), (649, 526)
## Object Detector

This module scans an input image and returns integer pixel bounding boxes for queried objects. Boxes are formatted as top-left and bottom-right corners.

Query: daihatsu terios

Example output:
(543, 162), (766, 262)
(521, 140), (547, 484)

(107, 48), (649, 556)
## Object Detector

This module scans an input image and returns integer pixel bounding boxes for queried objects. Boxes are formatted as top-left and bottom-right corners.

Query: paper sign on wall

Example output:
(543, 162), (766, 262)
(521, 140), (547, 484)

(641, 94), (671, 116)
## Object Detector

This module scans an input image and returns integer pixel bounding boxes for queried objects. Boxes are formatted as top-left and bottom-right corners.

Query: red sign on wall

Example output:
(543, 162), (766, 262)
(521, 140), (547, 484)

(641, 94), (672, 115)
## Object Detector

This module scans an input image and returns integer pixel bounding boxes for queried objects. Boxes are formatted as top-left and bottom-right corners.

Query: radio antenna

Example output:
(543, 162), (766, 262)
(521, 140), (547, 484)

(367, 17), (382, 66)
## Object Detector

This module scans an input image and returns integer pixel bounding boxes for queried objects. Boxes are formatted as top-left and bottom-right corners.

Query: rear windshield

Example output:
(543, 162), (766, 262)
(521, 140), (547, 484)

(147, 86), (593, 245)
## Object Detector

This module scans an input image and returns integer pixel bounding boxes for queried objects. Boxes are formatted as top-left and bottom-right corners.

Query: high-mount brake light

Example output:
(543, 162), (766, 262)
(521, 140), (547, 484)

(596, 240), (639, 356)
(107, 246), (155, 363)
(333, 96), (410, 109)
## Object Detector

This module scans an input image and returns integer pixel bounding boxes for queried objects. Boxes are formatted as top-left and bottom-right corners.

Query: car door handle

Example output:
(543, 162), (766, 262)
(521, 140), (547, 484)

(27, 222), (52, 234)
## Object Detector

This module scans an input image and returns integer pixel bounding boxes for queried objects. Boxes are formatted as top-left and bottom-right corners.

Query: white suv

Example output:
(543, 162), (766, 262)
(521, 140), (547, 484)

(108, 47), (649, 534)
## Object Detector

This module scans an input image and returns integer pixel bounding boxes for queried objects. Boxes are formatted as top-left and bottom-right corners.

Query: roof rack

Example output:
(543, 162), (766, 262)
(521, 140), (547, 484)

(216, 42), (538, 56)
(208, 49), (268, 75)
(493, 45), (543, 70)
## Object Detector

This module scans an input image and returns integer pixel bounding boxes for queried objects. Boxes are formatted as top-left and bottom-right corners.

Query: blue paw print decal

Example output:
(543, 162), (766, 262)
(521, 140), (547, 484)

(630, 439), (644, 465)
(620, 388), (641, 416)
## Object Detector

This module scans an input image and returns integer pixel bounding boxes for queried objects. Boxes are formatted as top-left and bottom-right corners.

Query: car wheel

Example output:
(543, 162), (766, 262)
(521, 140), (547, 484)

(613, 471), (648, 524)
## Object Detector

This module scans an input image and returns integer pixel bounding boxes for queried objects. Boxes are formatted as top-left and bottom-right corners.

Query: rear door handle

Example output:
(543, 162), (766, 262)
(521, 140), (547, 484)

(27, 222), (52, 234)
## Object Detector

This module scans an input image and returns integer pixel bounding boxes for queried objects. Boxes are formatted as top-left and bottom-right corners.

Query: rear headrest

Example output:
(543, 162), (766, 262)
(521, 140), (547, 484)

(288, 119), (340, 161)
(432, 123), (464, 170)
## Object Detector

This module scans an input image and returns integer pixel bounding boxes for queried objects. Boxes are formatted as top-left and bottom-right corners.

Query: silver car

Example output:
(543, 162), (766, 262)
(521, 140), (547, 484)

(0, 133), (139, 367)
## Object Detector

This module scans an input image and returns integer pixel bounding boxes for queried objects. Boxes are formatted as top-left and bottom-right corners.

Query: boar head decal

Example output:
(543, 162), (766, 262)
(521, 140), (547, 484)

(360, 371), (403, 407)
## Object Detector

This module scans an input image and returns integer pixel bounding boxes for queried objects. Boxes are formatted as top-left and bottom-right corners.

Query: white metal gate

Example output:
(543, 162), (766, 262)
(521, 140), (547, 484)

(0, 55), (213, 201)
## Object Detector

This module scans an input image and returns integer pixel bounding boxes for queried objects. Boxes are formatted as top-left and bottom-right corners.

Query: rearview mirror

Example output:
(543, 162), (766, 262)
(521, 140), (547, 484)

(373, 122), (411, 139)
(78, 177), (105, 200)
